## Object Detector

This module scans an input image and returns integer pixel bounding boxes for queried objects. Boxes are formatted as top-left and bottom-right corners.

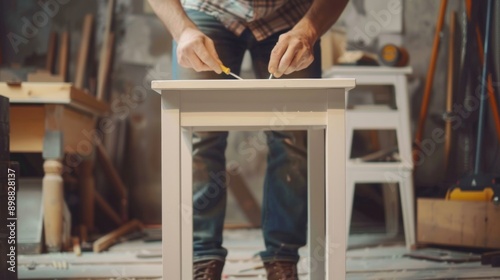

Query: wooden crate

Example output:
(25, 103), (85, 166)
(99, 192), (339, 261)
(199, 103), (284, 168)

(418, 198), (500, 249)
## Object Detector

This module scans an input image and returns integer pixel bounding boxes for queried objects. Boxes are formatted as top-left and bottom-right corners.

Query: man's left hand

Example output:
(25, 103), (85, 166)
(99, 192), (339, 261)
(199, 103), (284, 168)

(268, 27), (316, 78)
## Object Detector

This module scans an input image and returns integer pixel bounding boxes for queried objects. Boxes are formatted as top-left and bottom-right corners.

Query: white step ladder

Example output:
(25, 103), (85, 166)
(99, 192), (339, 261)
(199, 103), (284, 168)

(324, 66), (416, 249)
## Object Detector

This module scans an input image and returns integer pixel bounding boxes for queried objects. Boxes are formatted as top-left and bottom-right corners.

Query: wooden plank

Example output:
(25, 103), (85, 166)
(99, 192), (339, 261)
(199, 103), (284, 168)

(95, 191), (122, 226)
(95, 141), (128, 210)
(482, 250), (500, 265)
(97, 32), (114, 101)
(418, 198), (500, 249)
(92, 219), (143, 253)
(70, 87), (109, 114)
(75, 14), (94, 89)
(0, 82), (73, 103)
(0, 83), (109, 114)
(485, 202), (500, 247)
(62, 202), (72, 250)
(27, 71), (65, 82)
(58, 32), (69, 82)
(95, 140), (128, 226)
(78, 159), (95, 232)
(46, 32), (57, 73)
(79, 225), (88, 243)
(227, 170), (262, 227)
(97, 0), (115, 101)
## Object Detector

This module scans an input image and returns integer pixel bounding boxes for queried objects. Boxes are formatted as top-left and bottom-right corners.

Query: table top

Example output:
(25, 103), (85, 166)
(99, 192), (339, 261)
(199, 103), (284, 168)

(0, 82), (108, 115)
(152, 78), (355, 93)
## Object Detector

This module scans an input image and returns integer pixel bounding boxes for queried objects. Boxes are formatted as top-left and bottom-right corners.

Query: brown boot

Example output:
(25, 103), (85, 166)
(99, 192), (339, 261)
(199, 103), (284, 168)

(193, 259), (224, 280)
(264, 261), (299, 280)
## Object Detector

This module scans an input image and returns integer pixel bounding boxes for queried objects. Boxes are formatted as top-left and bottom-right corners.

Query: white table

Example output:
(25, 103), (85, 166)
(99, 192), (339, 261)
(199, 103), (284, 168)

(152, 79), (355, 279)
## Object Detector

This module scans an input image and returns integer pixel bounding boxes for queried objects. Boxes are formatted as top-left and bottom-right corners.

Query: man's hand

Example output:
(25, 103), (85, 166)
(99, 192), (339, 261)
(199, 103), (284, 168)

(268, 25), (317, 78)
(267, 0), (348, 78)
(177, 27), (223, 73)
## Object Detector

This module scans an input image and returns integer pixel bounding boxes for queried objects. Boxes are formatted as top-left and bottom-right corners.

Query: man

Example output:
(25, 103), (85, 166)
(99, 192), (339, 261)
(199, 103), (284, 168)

(149, 0), (347, 278)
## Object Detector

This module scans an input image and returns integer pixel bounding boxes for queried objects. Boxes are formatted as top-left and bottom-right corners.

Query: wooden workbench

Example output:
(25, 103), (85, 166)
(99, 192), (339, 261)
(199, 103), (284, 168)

(0, 82), (108, 252)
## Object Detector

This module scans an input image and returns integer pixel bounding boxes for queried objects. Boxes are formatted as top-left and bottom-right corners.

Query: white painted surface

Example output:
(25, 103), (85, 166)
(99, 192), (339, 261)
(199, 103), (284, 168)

(152, 78), (355, 92)
(181, 128), (193, 279)
(161, 92), (182, 278)
(326, 99), (347, 280)
(155, 79), (352, 280)
(327, 68), (415, 249)
(308, 129), (326, 280)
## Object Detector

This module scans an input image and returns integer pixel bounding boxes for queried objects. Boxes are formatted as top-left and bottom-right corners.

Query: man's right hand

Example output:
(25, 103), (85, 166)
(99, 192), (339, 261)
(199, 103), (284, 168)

(176, 27), (223, 74)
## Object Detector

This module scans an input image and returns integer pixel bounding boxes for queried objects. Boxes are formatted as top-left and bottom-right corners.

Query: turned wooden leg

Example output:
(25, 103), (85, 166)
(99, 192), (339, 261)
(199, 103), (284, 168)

(79, 158), (95, 233)
(43, 159), (64, 252)
(42, 114), (64, 252)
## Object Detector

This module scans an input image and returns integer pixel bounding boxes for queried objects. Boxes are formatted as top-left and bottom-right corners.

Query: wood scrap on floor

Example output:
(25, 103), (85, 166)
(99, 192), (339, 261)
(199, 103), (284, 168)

(481, 250), (500, 267)
(93, 219), (143, 253)
(404, 248), (480, 263)
(72, 237), (81, 256)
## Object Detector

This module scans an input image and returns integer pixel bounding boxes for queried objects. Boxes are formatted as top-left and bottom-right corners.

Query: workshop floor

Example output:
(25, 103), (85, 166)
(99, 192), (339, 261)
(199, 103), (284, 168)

(18, 229), (500, 279)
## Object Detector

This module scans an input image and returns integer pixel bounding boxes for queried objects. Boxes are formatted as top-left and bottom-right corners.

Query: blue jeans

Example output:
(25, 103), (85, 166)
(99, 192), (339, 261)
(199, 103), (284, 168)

(173, 9), (322, 263)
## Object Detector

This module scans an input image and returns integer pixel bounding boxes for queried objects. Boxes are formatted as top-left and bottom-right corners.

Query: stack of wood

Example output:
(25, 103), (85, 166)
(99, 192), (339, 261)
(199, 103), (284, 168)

(28, 2), (114, 103)
(24, 0), (140, 254)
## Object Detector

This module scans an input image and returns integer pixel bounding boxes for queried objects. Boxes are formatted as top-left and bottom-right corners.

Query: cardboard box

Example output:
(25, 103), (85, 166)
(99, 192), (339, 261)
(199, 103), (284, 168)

(418, 198), (500, 249)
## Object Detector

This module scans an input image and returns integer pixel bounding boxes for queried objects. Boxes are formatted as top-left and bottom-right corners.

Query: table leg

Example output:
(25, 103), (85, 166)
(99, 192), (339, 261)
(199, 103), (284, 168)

(42, 158), (64, 252)
(308, 129), (326, 280)
(162, 93), (182, 279)
(42, 105), (66, 252)
(326, 95), (347, 280)
(181, 128), (193, 279)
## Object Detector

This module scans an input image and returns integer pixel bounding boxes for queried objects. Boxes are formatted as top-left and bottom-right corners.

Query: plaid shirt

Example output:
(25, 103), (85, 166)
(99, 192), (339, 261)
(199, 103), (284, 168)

(182, 0), (313, 41)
